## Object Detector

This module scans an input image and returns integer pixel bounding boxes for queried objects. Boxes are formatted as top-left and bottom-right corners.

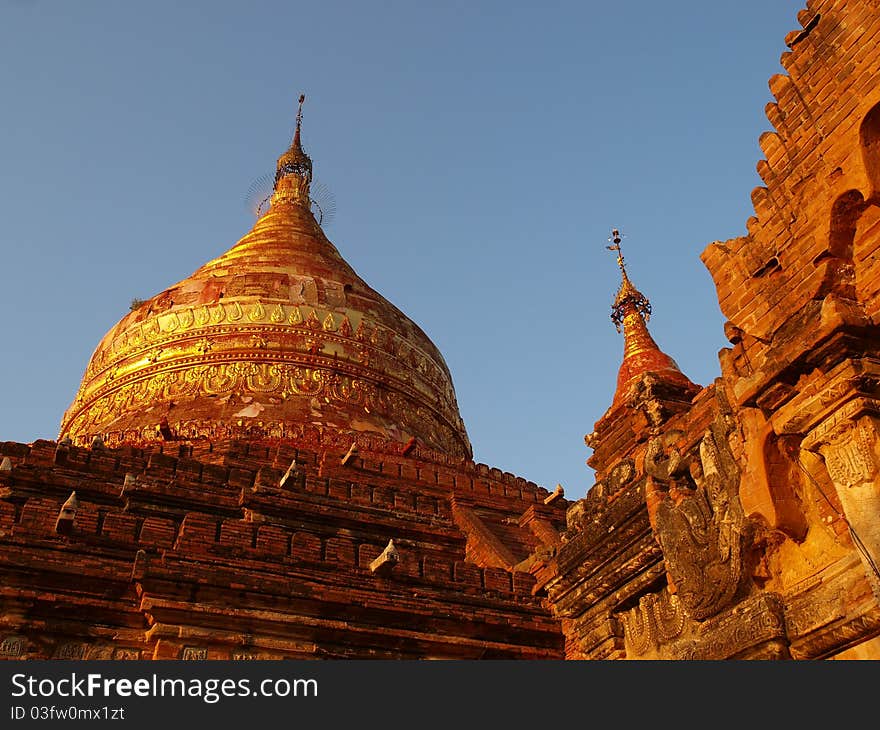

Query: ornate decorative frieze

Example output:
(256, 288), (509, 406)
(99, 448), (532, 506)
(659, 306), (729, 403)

(674, 593), (787, 660)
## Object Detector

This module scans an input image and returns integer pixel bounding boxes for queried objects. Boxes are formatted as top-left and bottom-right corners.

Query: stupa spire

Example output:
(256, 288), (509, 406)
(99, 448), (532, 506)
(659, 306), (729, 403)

(606, 230), (693, 406)
(272, 93), (313, 208)
(293, 92), (305, 149)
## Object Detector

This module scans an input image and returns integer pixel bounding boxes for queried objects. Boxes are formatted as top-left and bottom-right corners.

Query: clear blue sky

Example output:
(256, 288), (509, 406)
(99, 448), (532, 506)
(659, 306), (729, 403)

(0, 0), (803, 498)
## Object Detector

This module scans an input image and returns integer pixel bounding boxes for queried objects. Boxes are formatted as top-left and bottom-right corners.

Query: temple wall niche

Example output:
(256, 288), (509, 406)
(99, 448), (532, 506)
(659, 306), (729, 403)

(818, 189), (863, 299)
(860, 102), (880, 198)
(854, 105), (880, 317)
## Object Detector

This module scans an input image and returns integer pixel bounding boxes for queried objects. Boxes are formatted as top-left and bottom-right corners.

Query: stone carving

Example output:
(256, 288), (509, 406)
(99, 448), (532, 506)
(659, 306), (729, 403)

(645, 414), (751, 620)
(54, 642), (88, 659)
(619, 589), (686, 657)
(787, 592), (845, 641)
(804, 407), (880, 601)
(181, 647), (207, 660)
(821, 420), (877, 489)
(86, 645), (115, 660)
(0, 635), (26, 657)
(627, 373), (668, 426)
(625, 373), (696, 427)
(620, 597), (655, 656)
(674, 593), (787, 660)
(790, 607), (880, 660)
(564, 499), (589, 533)
(644, 430), (686, 481)
(653, 588), (686, 643)
(113, 648), (141, 660)
(607, 459), (636, 494)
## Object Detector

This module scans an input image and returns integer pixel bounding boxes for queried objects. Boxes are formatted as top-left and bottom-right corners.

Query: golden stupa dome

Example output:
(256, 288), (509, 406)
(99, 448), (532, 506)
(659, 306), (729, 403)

(60, 97), (472, 458)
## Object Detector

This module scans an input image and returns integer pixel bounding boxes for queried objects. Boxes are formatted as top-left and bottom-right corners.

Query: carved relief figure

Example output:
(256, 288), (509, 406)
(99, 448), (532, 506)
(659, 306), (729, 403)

(644, 414), (752, 620)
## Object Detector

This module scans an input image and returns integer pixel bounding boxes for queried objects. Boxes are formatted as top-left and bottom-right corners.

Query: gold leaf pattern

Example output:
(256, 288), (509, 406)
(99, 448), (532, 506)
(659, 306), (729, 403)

(338, 315), (352, 337)
(228, 302), (244, 321)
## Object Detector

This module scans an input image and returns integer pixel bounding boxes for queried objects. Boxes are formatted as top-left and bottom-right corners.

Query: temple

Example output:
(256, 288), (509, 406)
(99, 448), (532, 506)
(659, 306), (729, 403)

(2, 0), (880, 660)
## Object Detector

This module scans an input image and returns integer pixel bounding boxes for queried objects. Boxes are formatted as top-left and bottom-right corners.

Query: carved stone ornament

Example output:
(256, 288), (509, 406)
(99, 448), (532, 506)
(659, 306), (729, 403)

(112, 648), (141, 660)
(619, 589), (686, 657)
(53, 642), (88, 660)
(625, 373), (669, 427)
(803, 404), (880, 601)
(805, 410), (880, 489)
(181, 646), (208, 660)
(822, 421), (877, 489)
(645, 414), (752, 621)
(0, 635), (26, 657)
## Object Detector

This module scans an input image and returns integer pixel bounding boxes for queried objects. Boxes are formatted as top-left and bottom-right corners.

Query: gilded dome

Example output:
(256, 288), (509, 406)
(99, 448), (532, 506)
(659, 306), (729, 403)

(60, 101), (472, 458)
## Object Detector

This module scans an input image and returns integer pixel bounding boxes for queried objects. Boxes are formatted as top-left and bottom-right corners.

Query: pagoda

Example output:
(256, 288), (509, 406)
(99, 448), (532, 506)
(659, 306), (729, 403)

(0, 98), (567, 660)
(3, 0), (880, 661)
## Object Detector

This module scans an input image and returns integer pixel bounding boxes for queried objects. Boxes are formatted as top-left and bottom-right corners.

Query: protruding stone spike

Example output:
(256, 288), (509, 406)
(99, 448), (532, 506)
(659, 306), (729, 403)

(544, 484), (565, 505)
(55, 491), (79, 535)
(341, 443), (358, 466)
(370, 539), (400, 576)
(279, 459), (299, 488)
(131, 549), (148, 582)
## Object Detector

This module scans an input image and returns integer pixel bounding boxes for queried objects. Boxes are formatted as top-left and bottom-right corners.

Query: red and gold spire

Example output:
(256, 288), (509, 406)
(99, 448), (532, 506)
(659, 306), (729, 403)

(607, 230), (694, 407)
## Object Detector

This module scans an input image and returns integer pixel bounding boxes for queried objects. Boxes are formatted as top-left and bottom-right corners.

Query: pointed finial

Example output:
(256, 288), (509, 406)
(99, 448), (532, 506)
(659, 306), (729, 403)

(603, 230), (694, 408)
(606, 228), (627, 273)
(292, 93), (306, 148)
(273, 92), (313, 203)
(607, 229), (651, 332)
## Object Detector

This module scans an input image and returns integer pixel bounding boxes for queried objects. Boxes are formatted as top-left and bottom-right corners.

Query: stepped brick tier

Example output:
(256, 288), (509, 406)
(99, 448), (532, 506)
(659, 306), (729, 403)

(4, 0), (880, 660)
(0, 435), (565, 659)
